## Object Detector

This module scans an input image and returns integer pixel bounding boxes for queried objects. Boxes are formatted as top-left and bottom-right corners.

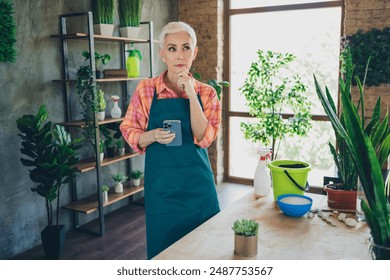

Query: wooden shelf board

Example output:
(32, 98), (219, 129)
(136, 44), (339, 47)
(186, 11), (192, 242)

(58, 117), (124, 128)
(52, 77), (148, 83)
(74, 152), (141, 173)
(51, 33), (150, 43)
(63, 184), (144, 214)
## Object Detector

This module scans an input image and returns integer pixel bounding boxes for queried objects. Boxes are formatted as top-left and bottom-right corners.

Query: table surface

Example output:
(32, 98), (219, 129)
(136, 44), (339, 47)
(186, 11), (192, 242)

(154, 191), (371, 260)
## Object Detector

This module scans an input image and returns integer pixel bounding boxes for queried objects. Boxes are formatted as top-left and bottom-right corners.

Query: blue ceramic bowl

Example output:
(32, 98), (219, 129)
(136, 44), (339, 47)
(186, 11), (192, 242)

(277, 194), (313, 217)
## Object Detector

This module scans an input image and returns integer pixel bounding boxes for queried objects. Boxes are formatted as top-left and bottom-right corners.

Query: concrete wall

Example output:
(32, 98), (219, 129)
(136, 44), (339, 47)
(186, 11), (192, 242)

(0, 0), (177, 259)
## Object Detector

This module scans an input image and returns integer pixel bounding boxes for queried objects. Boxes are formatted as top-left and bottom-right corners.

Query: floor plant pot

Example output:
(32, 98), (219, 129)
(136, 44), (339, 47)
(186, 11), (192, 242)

(234, 234), (258, 257)
(41, 225), (65, 260)
(323, 185), (357, 210)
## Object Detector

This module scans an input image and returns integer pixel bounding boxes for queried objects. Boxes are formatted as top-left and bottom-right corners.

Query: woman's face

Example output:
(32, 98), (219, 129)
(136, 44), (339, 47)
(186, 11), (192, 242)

(159, 31), (198, 75)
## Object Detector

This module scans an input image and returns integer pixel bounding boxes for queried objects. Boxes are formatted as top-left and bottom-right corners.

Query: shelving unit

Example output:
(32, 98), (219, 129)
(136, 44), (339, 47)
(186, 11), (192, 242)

(52, 11), (154, 236)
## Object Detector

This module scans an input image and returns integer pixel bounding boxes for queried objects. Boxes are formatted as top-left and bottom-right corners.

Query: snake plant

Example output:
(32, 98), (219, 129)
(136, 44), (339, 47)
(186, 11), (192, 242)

(314, 49), (390, 259)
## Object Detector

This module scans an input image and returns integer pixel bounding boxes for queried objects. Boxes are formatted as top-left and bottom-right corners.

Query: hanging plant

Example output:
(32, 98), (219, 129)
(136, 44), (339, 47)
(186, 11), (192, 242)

(342, 28), (390, 86)
(0, 0), (17, 63)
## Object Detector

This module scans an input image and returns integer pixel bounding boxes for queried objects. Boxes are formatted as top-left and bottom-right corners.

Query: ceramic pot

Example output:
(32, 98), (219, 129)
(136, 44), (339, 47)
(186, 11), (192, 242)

(93, 24), (114, 36)
(323, 185), (357, 210)
(234, 234), (258, 257)
(118, 147), (125, 156)
(115, 182), (123, 193)
(133, 178), (141, 187)
(97, 111), (105, 121)
(41, 225), (65, 260)
(120, 26), (140, 38)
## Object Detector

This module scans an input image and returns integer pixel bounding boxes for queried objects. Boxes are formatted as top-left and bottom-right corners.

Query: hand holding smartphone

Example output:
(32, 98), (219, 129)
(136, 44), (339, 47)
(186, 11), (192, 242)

(163, 120), (182, 146)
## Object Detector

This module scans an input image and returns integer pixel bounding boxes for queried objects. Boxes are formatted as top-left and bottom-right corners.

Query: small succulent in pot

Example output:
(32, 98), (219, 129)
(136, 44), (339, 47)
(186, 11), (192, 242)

(232, 218), (259, 237)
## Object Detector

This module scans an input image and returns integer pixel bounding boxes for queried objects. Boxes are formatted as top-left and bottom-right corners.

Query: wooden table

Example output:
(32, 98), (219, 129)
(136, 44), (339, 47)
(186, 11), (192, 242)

(154, 192), (371, 260)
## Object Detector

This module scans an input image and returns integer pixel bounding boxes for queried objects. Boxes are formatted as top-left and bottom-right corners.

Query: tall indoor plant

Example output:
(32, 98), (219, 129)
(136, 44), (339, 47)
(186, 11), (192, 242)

(118, 0), (142, 38)
(91, 0), (115, 36)
(16, 104), (81, 259)
(239, 50), (312, 160)
(314, 49), (390, 259)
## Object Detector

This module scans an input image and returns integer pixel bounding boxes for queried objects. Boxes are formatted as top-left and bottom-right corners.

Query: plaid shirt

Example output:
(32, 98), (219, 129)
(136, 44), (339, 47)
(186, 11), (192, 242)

(120, 70), (221, 154)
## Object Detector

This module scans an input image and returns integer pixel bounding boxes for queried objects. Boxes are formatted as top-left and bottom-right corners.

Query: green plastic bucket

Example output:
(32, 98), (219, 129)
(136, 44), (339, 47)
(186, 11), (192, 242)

(268, 159), (311, 200)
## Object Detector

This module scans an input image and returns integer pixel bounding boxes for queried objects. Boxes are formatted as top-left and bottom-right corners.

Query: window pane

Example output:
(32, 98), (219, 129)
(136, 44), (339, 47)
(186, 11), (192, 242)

(230, 7), (341, 114)
(229, 116), (336, 187)
(230, 0), (335, 9)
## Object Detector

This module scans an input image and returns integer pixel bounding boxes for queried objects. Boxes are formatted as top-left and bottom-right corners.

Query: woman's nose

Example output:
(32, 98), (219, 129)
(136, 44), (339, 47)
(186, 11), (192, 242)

(177, 52), (184, 60)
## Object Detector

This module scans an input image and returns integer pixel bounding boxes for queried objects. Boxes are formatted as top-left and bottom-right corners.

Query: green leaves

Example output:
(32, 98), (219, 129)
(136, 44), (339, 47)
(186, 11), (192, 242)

(232, 219), (259, 237)
(240, 50), (312, 158)
(92, 0), (115, 24)
(16, 104), (81, 228)
(118, 0), (142, 27)
(0, 0), (17, 63)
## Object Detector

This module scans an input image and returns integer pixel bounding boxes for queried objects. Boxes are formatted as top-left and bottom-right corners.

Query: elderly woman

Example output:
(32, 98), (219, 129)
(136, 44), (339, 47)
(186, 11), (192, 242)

(120, 21), (221, 259)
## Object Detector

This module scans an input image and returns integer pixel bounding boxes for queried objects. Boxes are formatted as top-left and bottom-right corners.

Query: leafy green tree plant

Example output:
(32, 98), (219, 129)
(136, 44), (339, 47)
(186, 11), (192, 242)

(239, 50), (312, 160)
(16, 104), (82, 229)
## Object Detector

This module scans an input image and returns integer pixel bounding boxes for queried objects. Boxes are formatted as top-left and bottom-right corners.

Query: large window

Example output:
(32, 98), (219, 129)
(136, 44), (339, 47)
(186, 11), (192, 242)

(225, 0), (343, 187)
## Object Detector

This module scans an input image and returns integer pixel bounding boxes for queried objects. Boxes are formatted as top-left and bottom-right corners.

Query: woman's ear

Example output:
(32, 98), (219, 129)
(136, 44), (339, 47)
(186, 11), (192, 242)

(159, 49), (166, 62)
(192, 46), (198, 61)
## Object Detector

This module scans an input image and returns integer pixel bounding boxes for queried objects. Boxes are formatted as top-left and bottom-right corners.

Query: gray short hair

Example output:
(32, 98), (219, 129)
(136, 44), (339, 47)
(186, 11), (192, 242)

(158, 21), (197, 49)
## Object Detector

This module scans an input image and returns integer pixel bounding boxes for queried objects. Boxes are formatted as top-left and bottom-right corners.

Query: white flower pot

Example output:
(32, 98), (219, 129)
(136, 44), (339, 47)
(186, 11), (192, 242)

(114, 182), (123, 193)
(93, 24), (115, 36)
(133, 178), (141, 187)
(97, 111), (105, 121)
(100, 152), (104, 162)
(120, 26), (140, 38)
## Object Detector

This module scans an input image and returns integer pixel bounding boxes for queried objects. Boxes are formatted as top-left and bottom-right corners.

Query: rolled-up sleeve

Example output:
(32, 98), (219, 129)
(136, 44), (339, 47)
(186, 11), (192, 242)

(120, 83), (151, 154)
(194, 84), (221, 148)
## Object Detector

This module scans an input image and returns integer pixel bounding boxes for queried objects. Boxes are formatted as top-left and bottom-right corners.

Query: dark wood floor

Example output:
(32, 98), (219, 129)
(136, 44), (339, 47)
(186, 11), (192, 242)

(11, 201), (147, 260)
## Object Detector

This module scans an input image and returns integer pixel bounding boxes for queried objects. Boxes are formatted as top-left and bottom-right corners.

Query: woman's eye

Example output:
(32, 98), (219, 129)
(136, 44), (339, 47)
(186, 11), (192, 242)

(184, 46), (191, 51)
(168, 47), (176, 52)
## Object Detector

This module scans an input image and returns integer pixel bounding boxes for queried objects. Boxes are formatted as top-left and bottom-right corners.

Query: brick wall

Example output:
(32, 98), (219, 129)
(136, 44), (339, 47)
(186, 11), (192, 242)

(345, 0), (390, 119)
(178, 0), (225, 184)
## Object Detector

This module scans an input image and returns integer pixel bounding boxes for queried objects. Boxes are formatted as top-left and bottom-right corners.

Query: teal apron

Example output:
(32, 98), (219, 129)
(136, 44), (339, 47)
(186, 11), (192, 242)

(144, 89), (220, 259)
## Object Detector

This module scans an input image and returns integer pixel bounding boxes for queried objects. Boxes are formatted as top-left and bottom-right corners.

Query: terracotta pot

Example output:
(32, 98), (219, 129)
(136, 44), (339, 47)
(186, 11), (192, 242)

(323, 185), (357, 210)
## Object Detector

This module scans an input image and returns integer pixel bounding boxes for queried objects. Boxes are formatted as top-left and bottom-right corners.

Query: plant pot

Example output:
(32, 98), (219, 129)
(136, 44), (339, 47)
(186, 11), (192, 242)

(323, 185), (357, 210)
(120, 26), (141, 38)
(103, 191), (109, 204)
(368, 237), (390, 260)
(118, 147), (125, 156)
(41, 225), (65, 260)
(115, 182), (123, 193)
(100, 152), (104, 162)
(93, 24), (114, 36)
(106, 147), (118, 158)
(97, 111), (105, 121)
(133, 178), (141, 186)
(234, 234), (258, 257)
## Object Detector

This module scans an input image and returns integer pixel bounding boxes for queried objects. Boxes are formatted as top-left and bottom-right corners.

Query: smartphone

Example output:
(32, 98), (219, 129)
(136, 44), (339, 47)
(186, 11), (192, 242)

(163, 120), (182, 147)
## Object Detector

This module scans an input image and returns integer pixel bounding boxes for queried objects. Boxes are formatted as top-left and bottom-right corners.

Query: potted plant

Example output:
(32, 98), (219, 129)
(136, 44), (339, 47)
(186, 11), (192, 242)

(315, 49), (390, 259)
(116, 139), (125, 156)
(191, 67), (230, 101)
(118, 0), (142, 38)
(16, 104), (81, 259)
(239, 50), (312, 160)
(91, 0), (115, 36)
(102, 185), (109, 204)
(112, 172), (127, 193)
(96, 89), (106, 121)
(130, 170), (143, 186)
(232, 218), (259, 257)
(82, 50), (111, 79)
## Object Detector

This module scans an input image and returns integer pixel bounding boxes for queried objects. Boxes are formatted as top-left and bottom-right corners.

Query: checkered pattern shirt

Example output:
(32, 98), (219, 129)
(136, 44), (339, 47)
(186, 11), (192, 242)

(120, 70), (221, 154)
